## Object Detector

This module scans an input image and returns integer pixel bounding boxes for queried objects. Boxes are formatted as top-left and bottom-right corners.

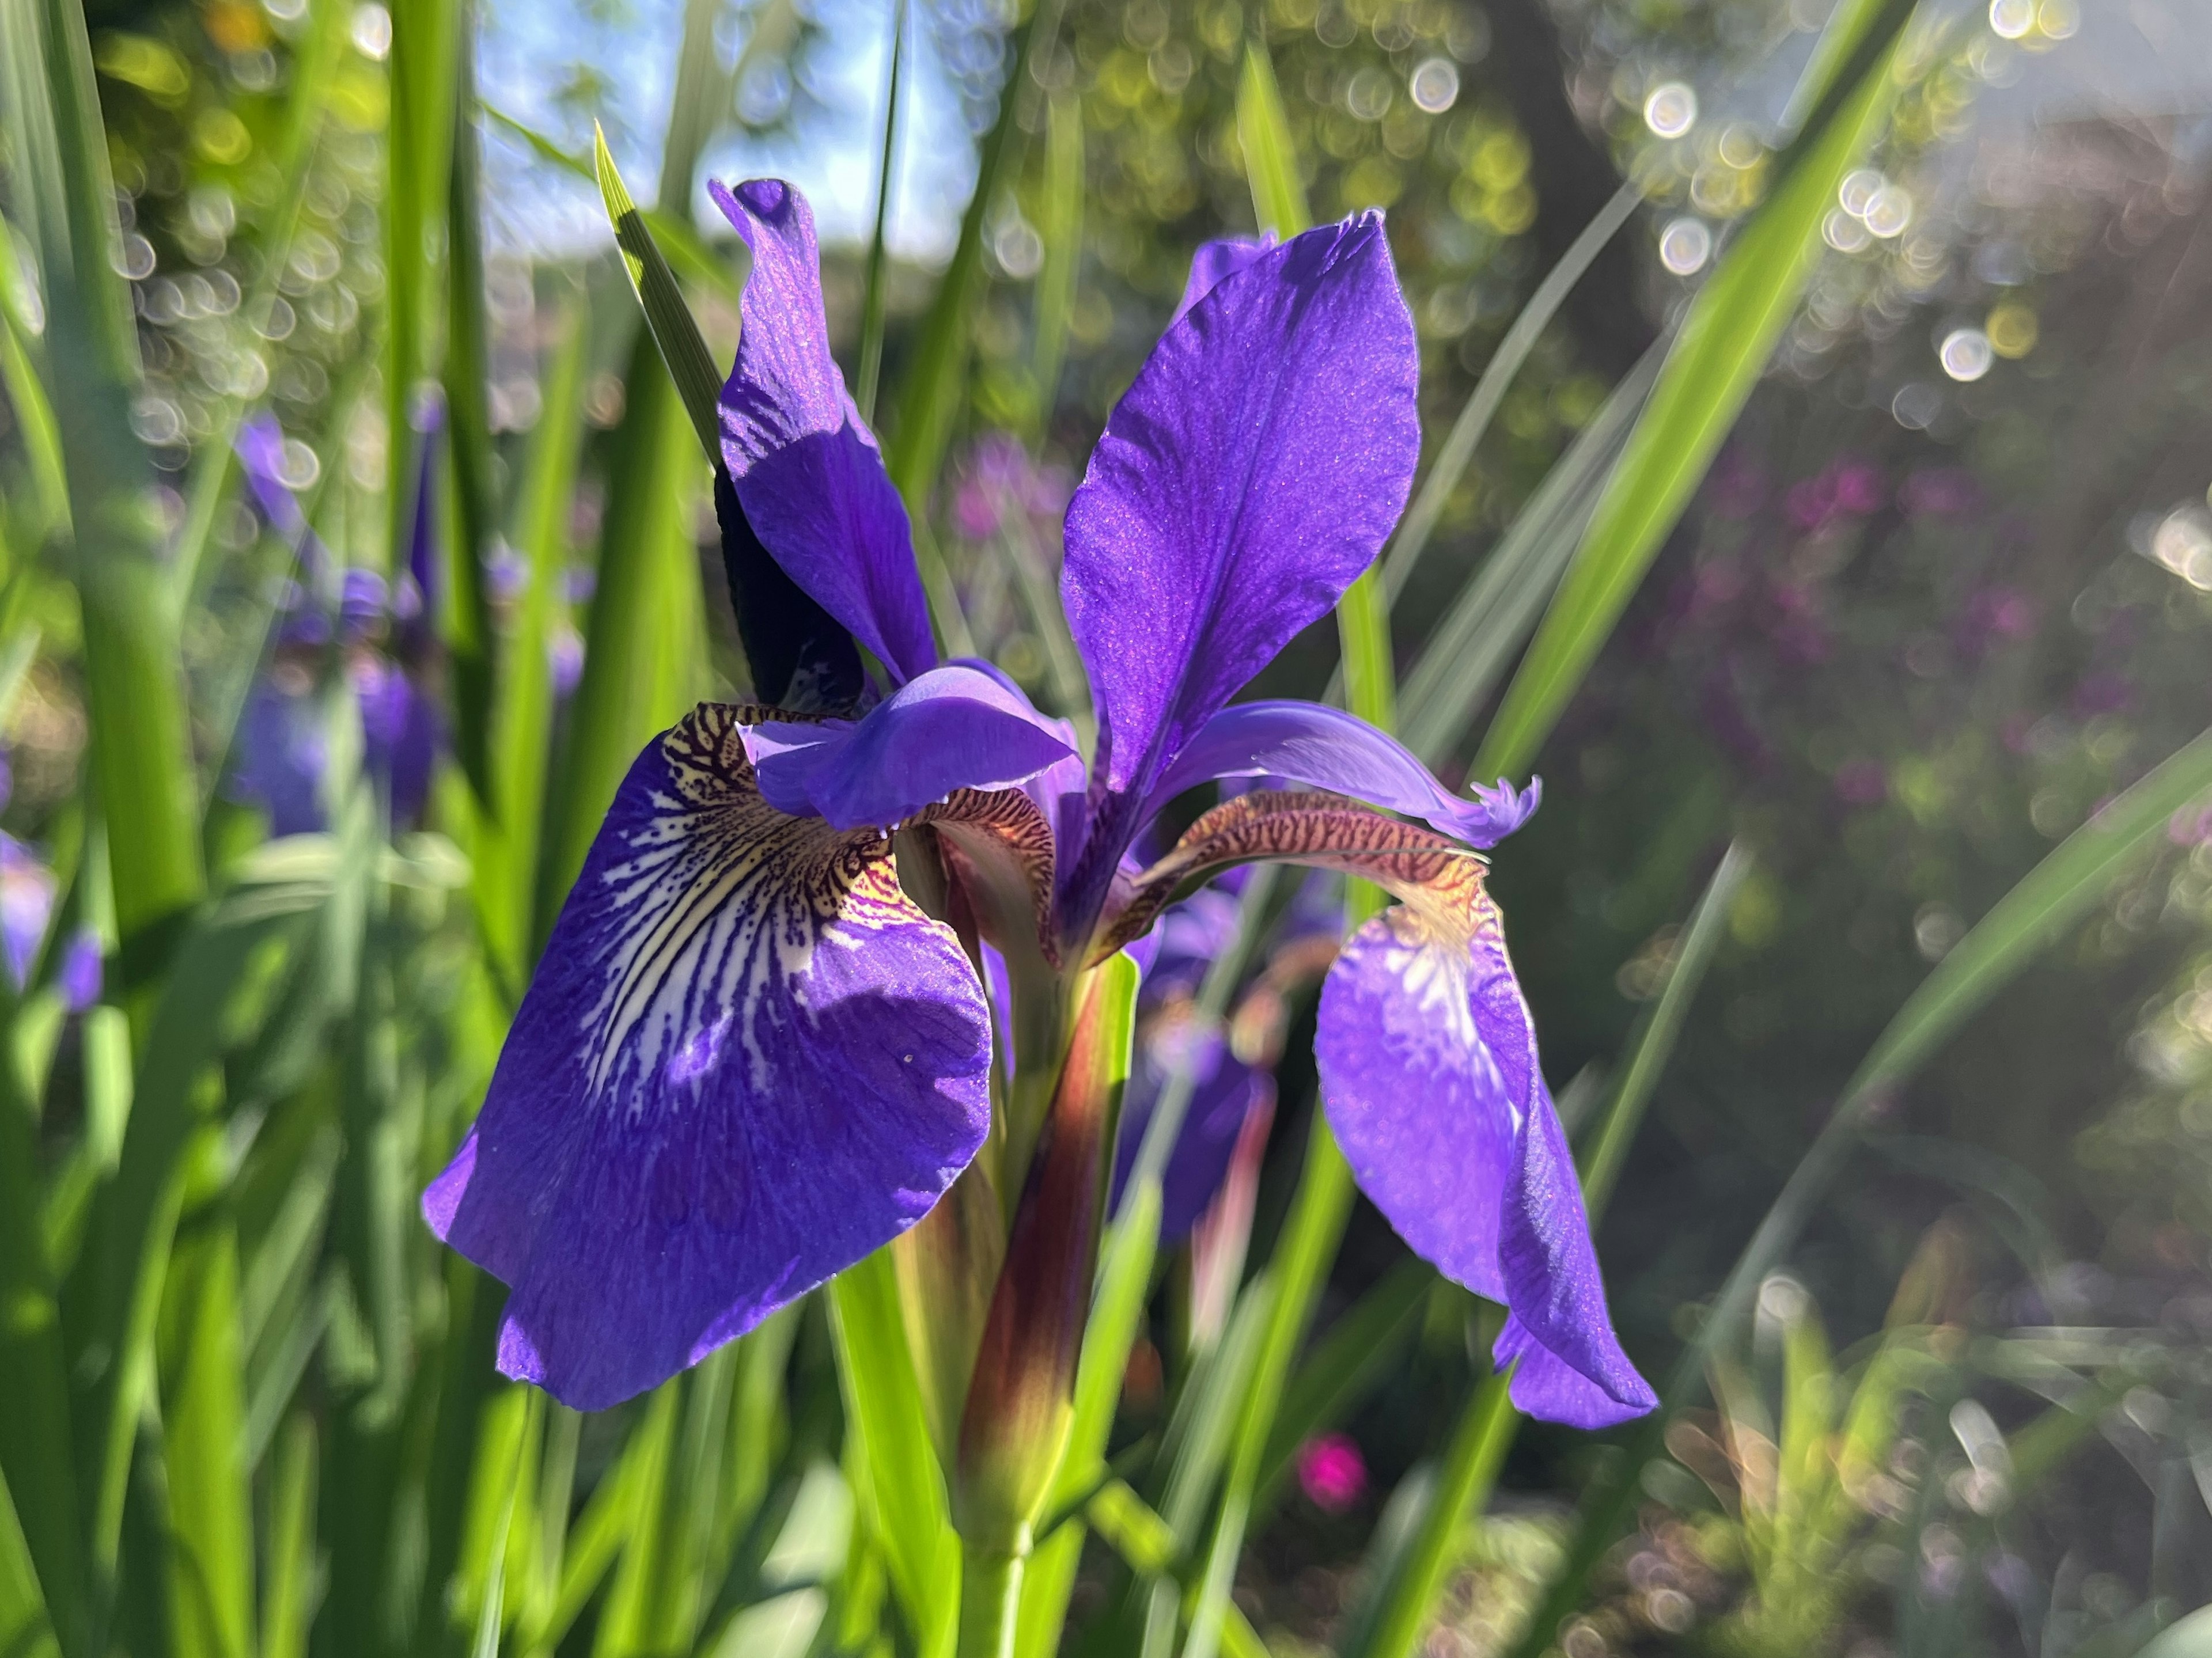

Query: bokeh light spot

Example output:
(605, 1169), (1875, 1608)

(1659, 217), (1711, 275)
(1987, 302), (2038, 358)
(1409, 56), (1460, 113)
(1940, 328), (1993, 382)
(1988, 0), (2034, 38)
(1643, 81), (1697, 139)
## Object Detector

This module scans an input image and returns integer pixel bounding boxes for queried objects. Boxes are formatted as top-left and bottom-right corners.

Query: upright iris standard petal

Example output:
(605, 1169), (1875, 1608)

(710, 180), (937, 684)
(424, 704), (992, 1410)
(1146, 700), (1540, 848)
(1059, 213), (1420, 917)
(1316, 879), (1656, 1429)
(746, 665), (1078, 832)
(1170, 234), (1277, 325)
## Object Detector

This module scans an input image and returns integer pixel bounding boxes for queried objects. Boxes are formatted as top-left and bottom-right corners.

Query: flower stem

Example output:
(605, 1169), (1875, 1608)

(957, 1538), (1026, 1658)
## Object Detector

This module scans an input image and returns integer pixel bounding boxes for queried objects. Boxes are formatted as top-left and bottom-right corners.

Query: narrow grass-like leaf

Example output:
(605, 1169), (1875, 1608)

(1254, 1255), (1432, 1509)
(1380, 183), (1643, 605)
(855, 0), (907, 424)
(1235, 43), (1309, 244)
(476, 300), (587, 995)
(829, 1256), (957, 1658)
(0, 988), (89, 1658)
(157, 1184), (256, 1658)
(593, 126), (724, 468)
(590, 1381), (678, 1658)
(0, 1462), (59, 1658)
(1027, 90), (1084, 435)
(441, 8), (502, 805)
(478, 106), (743, 307)
(1502, 726), (2212, 1658)
(1474, 0), (1918, 781)
(1397, 347), (1659, 767)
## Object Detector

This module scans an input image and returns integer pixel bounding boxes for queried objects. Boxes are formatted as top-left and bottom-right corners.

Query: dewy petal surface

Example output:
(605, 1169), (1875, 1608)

(746, 665), (1077, 831)
(1316, 885), (1654, 1429)
(1147, 700), (1540, 848)
(423, 704), (991, 1410)
(1059, 213), (1419, 889)
(710, 179), (937, 684)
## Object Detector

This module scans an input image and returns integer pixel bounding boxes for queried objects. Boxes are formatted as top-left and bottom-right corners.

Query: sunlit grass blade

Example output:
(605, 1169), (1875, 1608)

(1379, 181), (1642, 605)
(1253, 1255), (1431, 1509)
(475, 299), (587, 996)
(1026, 90), (1083, 435)
(829, 1257), (957, 1658)
(156, 1190), (256, 1658)
(1474, 0), (1920, 782)
(441, 8), (501, 806)
(6, 0), (204, 986)
(1501, 725), (2212, 1658)
(1396, 346), (1657, 767)
(0, 235), (68, 536)
(589, 1380), (678, 1658)
(855, 0), (907, 424)
(478, 106), (743, 306)
(0, 1464), (60, 1658)
(593, 126), (724, 467)
(1236, 42), (1309, 244)
(1078, 1481), (1275, 1658)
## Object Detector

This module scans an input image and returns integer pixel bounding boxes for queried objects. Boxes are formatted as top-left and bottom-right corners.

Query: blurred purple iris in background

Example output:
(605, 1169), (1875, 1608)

(228, 415), (444, 832)
(424, 181), (1653, 1429)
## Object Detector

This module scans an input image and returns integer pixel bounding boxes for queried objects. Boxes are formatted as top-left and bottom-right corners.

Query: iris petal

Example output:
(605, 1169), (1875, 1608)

(424, 704), (991, 1409)
(1171, 234), (1277, 325)
(1146, 700), (1539, 848)
(1097, 788), (1653, 1427)
(746, 665), (1078, 832)
(1059, 214), (1419, 926)
(710, 180), (937, 684)
(1317, 889), (1655, 1429)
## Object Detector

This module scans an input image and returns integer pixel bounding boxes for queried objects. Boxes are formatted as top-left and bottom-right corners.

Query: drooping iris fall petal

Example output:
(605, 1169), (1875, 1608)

(710, 179), (937, 685)
(424, 705), (993, 1410)
(1059, 214), (1420, 928)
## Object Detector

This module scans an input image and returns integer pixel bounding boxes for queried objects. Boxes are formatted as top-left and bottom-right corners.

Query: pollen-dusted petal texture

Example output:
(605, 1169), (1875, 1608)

(1059, 213), (1419, 915)
(1317, 889), (1655, 1429)
(710, 179), (936, 684)
(424, 703), (991, 1410)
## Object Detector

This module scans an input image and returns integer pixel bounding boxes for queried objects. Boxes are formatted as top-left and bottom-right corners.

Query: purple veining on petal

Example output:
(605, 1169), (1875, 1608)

(744, 665), (1077, 831)
(1315, 898), (1652, 1428)
(1171, 234), (1278, 326)
(1146, 701), (1540, 849)
(425, 705), (993, 1410)
(709, 179), (937, 685)
(1059, 213), (1420, 929)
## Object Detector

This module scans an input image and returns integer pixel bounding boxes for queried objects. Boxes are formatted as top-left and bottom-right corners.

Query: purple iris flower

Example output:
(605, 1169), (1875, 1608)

(0, 836), (54, 989)
(423, 180), (1653, 1428)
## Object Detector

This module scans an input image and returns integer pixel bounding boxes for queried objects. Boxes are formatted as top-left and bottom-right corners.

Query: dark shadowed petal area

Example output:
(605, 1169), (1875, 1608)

(1316, 883), (1654, 1429)
(423, 704), (991, 1410)
(1059, 213), (1420, 917)
(1170, 233), (1277, 326)
(1147, 700), (1540, 848)
(745, 665), (1077, 831)
(709, 179), (937, 684)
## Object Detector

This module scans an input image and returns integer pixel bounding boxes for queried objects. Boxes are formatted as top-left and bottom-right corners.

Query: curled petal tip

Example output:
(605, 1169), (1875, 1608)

(1461, 775), (1541, 848)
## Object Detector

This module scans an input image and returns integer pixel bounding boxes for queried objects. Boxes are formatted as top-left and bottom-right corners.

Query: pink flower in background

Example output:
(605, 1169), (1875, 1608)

(1706, 447), (1766, 519)
(1785, 459), (1885, 532)
(1296, 1433), (1368, 1513)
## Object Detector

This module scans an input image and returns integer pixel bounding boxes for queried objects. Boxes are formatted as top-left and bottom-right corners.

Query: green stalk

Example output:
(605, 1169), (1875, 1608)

(957, 1541), (1024, 1658)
